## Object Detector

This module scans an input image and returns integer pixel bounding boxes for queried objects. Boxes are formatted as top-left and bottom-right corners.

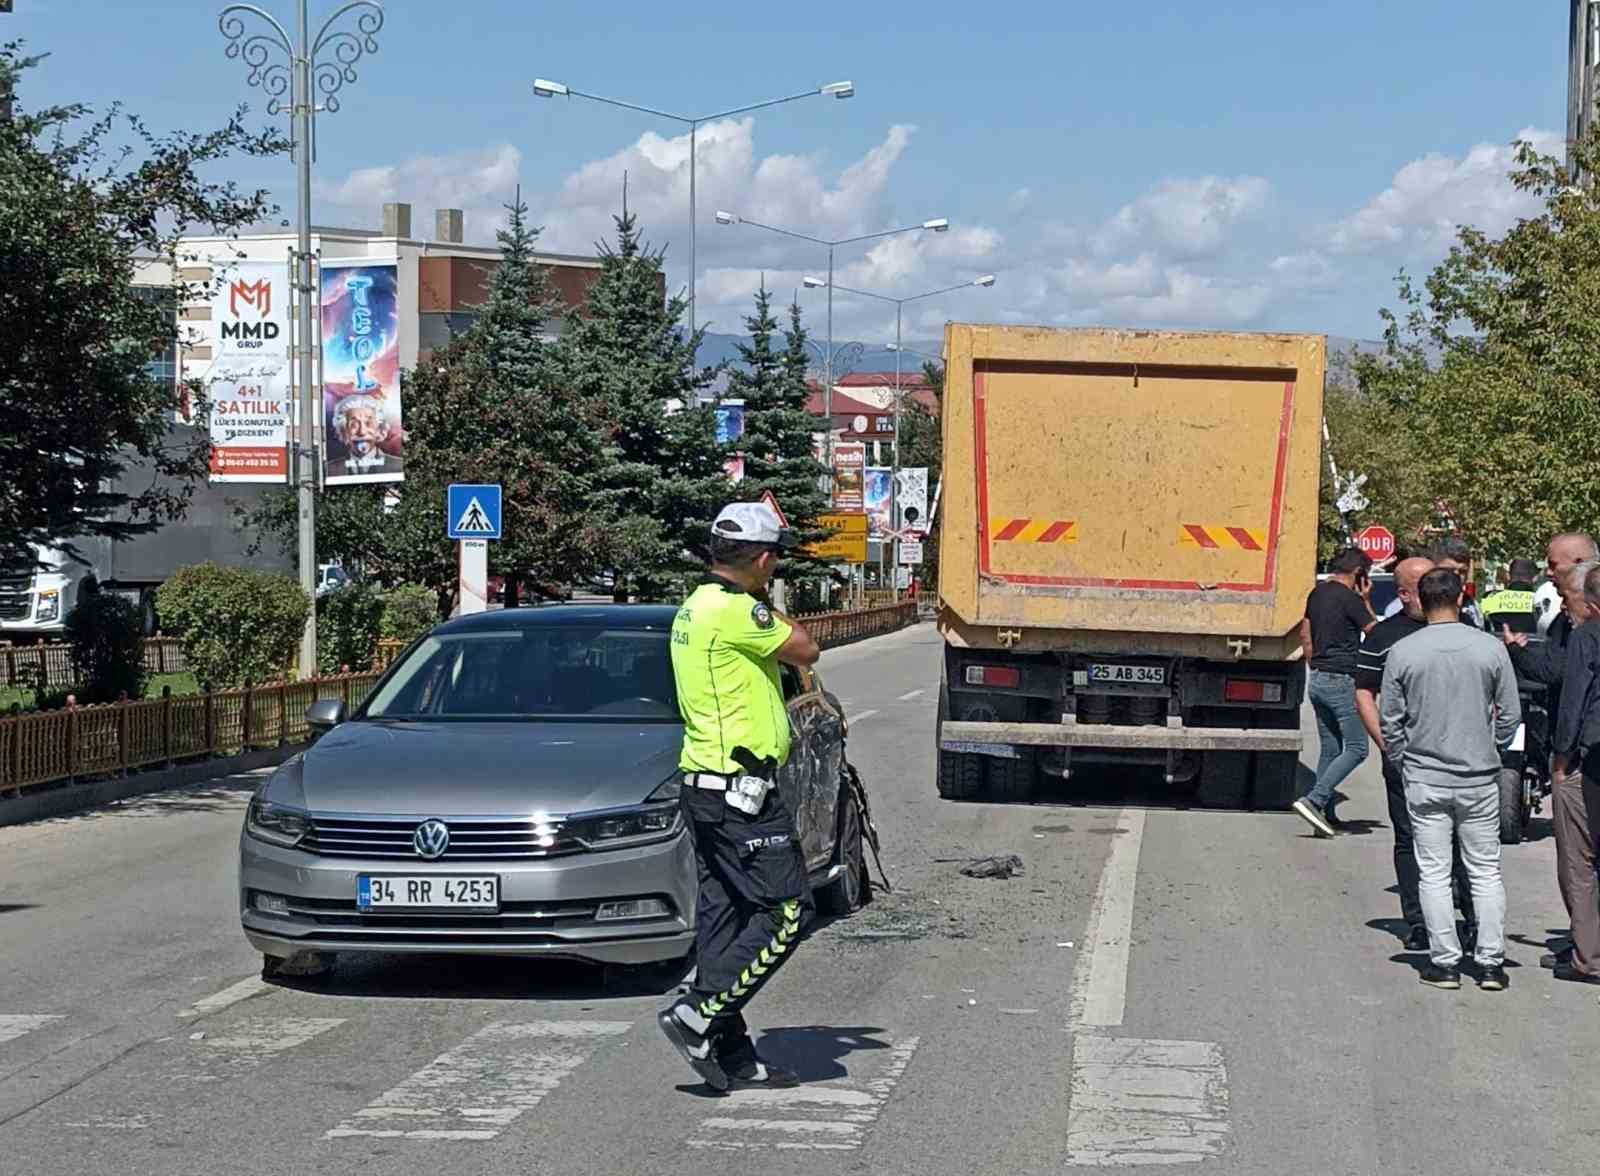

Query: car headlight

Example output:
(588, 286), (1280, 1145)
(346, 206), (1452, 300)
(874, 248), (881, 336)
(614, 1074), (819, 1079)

(567, 802), (681, 849)
(246, 799), (310, 848)
(35, 589), (59, 623)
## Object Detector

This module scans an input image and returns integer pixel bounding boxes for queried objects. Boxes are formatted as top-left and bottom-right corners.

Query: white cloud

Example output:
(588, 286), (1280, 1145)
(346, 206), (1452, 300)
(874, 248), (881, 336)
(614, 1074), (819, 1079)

(311, 121), (1567, 343)
(1328, 127), (1562, 255)
(1093, 175), (1272, 260)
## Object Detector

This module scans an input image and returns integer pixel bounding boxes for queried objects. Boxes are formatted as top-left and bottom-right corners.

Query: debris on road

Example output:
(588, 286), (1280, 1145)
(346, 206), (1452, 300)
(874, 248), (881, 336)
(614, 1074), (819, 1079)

(960, 854), (1024, 879)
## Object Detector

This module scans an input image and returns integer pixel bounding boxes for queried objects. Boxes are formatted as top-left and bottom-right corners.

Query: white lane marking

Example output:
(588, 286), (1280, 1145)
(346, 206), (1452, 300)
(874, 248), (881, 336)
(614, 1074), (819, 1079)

(178, 976), (268, 1020)
(898, 689), (925, 701)
(325, 1020), (629, 1141)
(1067, 807), (1147, 1029)
(62, 1113), (158, 1131)
(687, 1036), (920, 1152)
(1065, 1035), (1230, 1165)
(0, 1015), (63, 1044)
(171, 1017), (347, 1084)
(846, 709), (880, 725)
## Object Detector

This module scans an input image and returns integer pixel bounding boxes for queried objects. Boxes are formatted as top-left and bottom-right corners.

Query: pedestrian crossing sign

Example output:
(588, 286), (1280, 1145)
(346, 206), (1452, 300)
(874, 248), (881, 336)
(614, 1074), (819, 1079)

(447, 483), (502, 540)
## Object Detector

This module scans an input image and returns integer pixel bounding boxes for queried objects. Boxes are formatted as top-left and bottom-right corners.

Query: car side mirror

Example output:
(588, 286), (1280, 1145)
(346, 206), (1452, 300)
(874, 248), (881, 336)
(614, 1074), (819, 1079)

(306, 698), (347, 735)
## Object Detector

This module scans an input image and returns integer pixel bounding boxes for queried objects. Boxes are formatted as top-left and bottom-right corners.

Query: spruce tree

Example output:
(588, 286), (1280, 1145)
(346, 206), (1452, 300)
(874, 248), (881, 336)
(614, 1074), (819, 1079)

(725, 287), (833, 582)
(404, 197), (611, 599)
(560, 210), (725, 601)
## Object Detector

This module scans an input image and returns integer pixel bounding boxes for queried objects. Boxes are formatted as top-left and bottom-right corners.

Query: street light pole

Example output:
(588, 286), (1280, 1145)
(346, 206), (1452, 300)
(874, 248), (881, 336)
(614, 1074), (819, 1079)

(807, 275), (996, 584)
(532, 79), (853, 338)
(221, 0), (384, 678)
(724, 214), (950, 481)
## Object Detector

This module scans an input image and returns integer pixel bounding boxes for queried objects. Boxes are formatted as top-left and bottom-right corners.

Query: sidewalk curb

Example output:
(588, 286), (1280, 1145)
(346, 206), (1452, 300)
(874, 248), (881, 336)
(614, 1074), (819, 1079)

(0, 744), (300, 829)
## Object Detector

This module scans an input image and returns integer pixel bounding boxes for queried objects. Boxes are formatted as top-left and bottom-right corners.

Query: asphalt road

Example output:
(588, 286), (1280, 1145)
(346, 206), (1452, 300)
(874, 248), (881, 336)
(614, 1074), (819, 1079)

(0, 623), (1593, 1174)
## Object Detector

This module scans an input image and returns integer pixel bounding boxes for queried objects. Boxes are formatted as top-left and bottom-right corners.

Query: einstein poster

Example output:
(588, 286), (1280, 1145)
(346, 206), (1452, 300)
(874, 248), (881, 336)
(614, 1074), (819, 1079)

(320, 260), (403, 485)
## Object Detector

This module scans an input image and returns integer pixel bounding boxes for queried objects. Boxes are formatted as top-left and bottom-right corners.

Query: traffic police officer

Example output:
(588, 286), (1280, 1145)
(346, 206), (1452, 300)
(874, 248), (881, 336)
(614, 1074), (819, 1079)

(1480, 558), (1540, 635)
(659, 502), (821, 1092)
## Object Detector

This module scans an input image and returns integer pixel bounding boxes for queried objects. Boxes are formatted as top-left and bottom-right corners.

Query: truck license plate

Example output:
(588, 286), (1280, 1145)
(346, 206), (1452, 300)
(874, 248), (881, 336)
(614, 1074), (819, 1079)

(1088, 663), (1166, 686)
(357, 875), (499, 911)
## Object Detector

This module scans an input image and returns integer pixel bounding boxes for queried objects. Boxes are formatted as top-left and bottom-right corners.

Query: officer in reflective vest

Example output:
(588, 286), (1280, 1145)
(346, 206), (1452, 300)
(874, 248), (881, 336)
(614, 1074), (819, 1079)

(658, 502), (821, 1092)
(1480, 558), (1540, 635)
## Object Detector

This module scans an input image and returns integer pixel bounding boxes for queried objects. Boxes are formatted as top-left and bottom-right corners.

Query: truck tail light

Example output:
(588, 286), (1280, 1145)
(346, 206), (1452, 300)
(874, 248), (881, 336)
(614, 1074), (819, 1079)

(965, 665), (1021, 688)
(1224, 679), (1283, 704)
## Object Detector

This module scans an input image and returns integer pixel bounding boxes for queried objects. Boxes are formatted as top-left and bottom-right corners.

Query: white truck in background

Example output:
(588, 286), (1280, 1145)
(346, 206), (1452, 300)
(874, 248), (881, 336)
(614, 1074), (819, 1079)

(0, 436), (290, 639)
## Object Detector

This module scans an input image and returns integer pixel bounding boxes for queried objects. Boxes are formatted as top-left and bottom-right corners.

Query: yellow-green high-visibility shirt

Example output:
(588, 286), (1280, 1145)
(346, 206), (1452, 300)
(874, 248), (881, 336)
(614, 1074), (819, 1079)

(671, 578), (793, 775)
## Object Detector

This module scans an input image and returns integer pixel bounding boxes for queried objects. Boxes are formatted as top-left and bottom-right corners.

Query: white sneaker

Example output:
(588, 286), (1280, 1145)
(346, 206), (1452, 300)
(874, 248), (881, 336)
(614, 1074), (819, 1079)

(1292, 798), (1336, 838)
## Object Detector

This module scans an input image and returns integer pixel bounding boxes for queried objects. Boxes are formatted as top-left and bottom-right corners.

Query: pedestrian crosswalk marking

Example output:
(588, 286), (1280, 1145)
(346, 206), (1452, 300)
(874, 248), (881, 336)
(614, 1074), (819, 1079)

(178, 975), (268, 1020)
(452, 496), (495, 535)
(686, 1035), (920, 1152)
(200, 1017), (346, 1063)
(325, 1020), (629, 1142)
(0, 1015), (63, 1045)
(1064, 1035), (1230, 1166)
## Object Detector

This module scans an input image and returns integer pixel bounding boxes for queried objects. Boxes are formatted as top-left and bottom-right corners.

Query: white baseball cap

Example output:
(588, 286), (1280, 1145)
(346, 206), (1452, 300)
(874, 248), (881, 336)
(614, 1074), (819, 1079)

(711, 501), (797, 549)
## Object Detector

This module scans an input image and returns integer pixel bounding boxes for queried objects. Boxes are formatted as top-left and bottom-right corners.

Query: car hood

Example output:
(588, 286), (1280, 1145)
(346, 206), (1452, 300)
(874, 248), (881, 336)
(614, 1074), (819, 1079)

(282, 720), (684, 816)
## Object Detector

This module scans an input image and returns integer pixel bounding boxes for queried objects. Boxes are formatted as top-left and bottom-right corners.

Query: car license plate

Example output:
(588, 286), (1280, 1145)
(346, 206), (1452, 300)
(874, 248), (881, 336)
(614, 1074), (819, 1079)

(357, 875), (499, 911)
(1088, 663), (1166, 686)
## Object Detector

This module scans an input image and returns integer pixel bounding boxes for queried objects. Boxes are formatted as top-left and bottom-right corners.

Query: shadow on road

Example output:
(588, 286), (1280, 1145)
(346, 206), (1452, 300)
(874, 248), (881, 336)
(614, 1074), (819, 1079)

(269, 950), (689, 1003)
(667, 1025), (892, 1095)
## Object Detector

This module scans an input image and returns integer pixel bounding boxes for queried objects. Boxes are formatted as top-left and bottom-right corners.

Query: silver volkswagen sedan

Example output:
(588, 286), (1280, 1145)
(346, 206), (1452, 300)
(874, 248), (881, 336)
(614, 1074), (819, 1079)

(239, 605), (869, 979)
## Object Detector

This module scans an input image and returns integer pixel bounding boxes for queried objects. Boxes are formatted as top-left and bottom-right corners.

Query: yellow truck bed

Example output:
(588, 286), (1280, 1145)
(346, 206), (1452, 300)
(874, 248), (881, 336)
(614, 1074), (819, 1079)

(938, 324), (1325, 657)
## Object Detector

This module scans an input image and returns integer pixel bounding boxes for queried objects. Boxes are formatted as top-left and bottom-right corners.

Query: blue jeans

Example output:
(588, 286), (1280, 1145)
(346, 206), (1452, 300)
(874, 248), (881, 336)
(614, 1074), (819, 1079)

(1306, 670), (1368, 810)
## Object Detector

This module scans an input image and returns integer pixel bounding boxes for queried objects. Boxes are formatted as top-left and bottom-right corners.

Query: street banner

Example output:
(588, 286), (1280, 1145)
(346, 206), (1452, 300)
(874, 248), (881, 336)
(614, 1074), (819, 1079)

(807, 512), (868, 564)
(864, 466), (893, 537)
(205, 259), (291, 483)
(715, 399), (745, 446)
(321, 260), (403, 485)
(895, 466), (929, 531)
(832, 442), (866, 510)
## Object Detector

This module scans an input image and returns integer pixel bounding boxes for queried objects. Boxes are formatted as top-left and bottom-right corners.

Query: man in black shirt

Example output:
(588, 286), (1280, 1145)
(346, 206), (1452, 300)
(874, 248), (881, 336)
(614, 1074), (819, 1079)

(1295, 547), (1377, 837)
(1355, 556), (1477, 951)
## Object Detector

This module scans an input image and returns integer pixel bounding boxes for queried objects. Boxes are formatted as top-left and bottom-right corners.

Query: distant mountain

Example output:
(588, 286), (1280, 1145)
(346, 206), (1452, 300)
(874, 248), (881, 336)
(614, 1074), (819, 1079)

(693, 332), (943, 374)
(695, 330), (1383, 376)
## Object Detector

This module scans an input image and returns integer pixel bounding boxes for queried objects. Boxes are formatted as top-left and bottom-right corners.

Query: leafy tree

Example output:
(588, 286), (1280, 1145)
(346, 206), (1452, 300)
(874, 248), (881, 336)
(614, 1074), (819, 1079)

(1352, 133), (1600, 558)
(380, 584), (439, 643)
(559, 211), (724, 600)
(727, 289), (832, 581)
(0, 45), (285, 567)
(1317, 366), (1435, 564)
(316, 581), (385, 674)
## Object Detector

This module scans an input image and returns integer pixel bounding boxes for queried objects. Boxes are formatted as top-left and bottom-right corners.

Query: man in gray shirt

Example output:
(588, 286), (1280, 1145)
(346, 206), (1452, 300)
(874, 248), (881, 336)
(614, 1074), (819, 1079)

(1380, 567), (1521, 991)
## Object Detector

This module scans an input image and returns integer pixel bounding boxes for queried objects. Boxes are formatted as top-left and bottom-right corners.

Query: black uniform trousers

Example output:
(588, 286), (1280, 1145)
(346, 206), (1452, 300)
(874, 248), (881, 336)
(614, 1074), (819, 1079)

(682, 782), (815, 1066)
(1384, 759), (1477, 933)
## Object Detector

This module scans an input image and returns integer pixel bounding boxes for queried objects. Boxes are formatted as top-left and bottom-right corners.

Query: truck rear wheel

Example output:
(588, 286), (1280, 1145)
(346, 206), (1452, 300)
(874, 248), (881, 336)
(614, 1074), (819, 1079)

(935, 689), (984, 800)
(985, 748), (1036, 802)
(1195, 751), (1250, 808)
(1251, 751), (1301, 811)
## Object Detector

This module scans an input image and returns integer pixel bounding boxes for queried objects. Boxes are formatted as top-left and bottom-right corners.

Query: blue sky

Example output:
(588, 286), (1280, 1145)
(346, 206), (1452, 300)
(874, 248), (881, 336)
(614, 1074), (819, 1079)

(7, 0), (1570, 345)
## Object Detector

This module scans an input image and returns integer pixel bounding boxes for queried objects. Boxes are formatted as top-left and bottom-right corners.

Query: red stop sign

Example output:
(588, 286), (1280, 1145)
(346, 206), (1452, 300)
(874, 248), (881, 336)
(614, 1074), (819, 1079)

(1356, 525), (1395, 560)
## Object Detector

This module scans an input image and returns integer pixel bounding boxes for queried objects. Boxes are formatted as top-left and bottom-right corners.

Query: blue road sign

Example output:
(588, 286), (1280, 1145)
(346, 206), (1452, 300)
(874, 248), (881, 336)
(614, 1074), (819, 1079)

(447, 483), (502, 540)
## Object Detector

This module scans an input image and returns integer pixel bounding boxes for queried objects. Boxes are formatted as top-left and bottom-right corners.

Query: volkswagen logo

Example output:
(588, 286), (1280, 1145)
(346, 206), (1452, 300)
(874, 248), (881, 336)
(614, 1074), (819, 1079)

(412, 819), (450, 860)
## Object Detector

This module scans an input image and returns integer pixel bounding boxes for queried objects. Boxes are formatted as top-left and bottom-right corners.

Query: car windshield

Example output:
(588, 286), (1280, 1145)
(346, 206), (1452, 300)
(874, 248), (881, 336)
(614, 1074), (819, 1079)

(362, 626), (679, 721)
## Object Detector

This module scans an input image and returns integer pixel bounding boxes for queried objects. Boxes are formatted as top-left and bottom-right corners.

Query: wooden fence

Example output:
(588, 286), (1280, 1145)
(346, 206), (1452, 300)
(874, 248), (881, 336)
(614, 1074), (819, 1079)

(802, 601), (918, 649)
(0, 637), (189, 690)
(0, 671), (382, 798)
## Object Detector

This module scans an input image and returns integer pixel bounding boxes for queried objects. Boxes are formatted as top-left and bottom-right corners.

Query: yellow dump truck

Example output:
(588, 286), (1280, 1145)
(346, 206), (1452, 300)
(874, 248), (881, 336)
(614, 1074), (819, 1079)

(935, 324), (1325, 808)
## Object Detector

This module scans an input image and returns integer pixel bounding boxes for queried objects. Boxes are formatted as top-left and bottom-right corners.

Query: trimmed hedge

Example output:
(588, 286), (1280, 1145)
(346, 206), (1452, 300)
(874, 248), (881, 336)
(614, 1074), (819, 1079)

(156, 564), (310, 687)
(317, 581), (386, 674)
(64, 591), (148, 704)
(381, 583), (438, 644)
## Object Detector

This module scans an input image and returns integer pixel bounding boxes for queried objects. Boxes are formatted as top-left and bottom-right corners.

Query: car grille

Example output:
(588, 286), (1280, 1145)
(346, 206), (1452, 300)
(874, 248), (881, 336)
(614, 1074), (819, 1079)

(0, 574), (30, 622)
(301, 816), (585, 861)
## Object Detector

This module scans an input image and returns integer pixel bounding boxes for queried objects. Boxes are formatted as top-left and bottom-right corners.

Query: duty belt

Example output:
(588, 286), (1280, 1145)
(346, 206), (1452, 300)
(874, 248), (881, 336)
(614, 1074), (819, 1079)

(685, 771), (735, 791)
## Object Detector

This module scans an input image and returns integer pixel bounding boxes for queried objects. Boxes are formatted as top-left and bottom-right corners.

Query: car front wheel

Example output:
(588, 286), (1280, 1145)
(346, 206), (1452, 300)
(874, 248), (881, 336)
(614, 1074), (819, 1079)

(817, 789), (868, 916)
